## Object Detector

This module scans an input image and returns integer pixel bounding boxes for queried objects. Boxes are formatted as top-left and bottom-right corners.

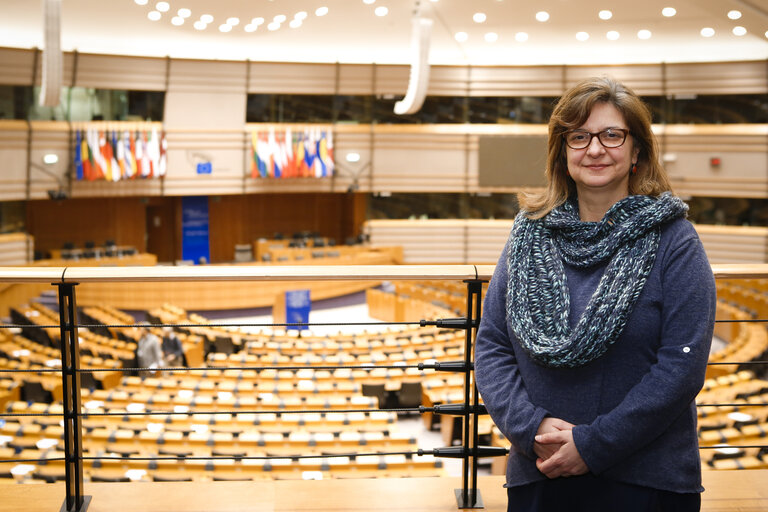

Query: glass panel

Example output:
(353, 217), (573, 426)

(246, 94), (334, 123)
(687, 197), (768, 226)
(468, 97), (557, 124)
(373, 96), (466, 124)
(367, 193), (519, 220)
(667, 94), (768, 124)
(0, 201), (25, 233)
(0, 85), (33, 120)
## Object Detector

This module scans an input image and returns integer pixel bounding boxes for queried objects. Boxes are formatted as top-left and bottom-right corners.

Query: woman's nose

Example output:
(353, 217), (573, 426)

(585, 135), (605, 156)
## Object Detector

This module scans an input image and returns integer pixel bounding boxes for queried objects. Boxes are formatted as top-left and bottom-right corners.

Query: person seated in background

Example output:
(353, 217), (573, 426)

(161, 326), (185, 366)
(137, 325), (164, 375)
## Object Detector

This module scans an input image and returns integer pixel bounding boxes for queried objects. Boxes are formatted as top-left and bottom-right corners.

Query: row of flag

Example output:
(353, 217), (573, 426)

(74, 127), (167, 181)
(250, 128), (334, 179)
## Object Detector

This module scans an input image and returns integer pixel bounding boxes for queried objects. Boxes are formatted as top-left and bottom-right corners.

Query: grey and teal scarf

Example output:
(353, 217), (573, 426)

(506, 193), (688, 368)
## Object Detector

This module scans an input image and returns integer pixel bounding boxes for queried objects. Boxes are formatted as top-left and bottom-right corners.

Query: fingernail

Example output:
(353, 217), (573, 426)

(535, 435), (542, 442)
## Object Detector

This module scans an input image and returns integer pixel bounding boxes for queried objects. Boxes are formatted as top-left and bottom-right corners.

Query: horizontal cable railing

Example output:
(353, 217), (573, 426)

(0, 263), (765, 512)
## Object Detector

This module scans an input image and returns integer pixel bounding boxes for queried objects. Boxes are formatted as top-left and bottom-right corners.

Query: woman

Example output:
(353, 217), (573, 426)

(475, 76), (716, 511)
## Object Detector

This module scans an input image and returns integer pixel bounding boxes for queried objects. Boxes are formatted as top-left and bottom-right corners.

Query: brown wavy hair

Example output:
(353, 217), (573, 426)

(519, 76), (673, 218)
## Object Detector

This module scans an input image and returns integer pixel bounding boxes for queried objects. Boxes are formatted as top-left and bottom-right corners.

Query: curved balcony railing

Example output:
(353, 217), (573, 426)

(0, 263), (765, 512)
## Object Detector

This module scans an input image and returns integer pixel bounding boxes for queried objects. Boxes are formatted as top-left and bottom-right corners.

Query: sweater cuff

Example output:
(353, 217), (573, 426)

(571, 424), (604, 474)
(523, 407), (551, 460)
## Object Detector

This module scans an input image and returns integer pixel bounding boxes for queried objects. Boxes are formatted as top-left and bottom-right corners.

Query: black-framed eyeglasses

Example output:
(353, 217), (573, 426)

(563, 128), (630, 149)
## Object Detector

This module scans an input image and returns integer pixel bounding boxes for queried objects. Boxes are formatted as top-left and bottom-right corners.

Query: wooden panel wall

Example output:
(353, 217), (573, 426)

(25, 197), (147, 256)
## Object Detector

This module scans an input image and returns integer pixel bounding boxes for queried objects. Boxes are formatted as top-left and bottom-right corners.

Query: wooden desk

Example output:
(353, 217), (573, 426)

(0, 472), (767, 512)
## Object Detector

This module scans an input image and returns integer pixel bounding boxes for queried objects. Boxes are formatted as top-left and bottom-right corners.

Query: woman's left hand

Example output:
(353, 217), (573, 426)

(534, 429), (589, 478)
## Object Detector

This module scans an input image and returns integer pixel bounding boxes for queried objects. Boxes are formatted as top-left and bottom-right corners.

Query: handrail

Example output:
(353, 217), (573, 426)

(0, 263), (763, 283)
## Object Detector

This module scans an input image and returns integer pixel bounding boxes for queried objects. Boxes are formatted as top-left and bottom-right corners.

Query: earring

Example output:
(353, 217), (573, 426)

(631, 163), (637, 175)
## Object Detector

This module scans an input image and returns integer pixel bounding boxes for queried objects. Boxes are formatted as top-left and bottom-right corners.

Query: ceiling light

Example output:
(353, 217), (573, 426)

(727, 10), (742, 20)
(535, 11), (549, 22)
(289, 19), (302, 28)
(134, 0), (148, 5)
(274, 14), (287, 23)
(226, 17), (240, 26)
(485, 32), (498, 43)
(364, 0), (376, 3)
(473, 12), (487, 23)
(177, 8), (191, 18)
(219, 24), (232, 32)
(733, 26), (747, 36)
(200, 14), (213, 23)
(244, 23), (256, 32)
(607, 30), (619, 40)
(295, 11), (308, 20)
(765, 30), (768, 39)
(455, 31), (468, 42)
(267, 21), (280, 30)
(576, 31), (589, 41)
(171, 16), (184, 26)
(43, 153), (58, 164)
(315, 6), (329, 16)
(252, 17), (265, 26)
(700, 27), (715, 37)
(193, 20), (206, 30)
(346, 152), (361, 163)
(515, 32), (528, 42)
(148, 11), (161, 21)
(637, 29), (652, 39)
(661, 7), (676, 17)
(155, 2), (169, 13)
(375, 6), (388, 16)
(598, 10), (612, 20)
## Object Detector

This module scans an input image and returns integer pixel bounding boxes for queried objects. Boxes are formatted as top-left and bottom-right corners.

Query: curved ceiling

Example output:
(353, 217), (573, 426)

(2, 0), (768, 65)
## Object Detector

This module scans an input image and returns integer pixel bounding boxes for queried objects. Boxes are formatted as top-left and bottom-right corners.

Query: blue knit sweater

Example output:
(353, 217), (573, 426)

(475, 216), (716, 493)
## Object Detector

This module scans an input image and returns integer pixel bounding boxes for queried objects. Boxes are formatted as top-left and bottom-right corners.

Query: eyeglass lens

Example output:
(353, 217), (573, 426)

(565, 129), (627, 149)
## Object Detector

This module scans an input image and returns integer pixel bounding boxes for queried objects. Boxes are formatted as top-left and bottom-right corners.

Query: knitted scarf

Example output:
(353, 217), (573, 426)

(505, 193), (688, 368)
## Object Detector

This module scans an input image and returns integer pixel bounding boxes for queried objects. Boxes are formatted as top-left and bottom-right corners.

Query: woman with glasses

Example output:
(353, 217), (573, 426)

(475, 76), (716, 511)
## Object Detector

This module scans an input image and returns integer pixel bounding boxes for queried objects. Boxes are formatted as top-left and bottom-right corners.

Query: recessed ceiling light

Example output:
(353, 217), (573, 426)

(193, 20), (206, 30)
(267, 21), (280, 30)
(289, 19), (302, 28)
(177, 8), (191, 18)
(535, 11), (549, 22)
(295, 11), (308, 20)
(637, 29), (652, 39)
(252, 17), (265, 26)
(727, 10), (742, 20)
(661, 7), (676, 17)
(363, 0), (376, 4)
(244, 23), (257, 32)
(219, 23), (232, 32)
(134, 0), (148, 5)
(274, 14), (286, 23)
(375, 6), (388, 16)
(576, 31), (589, 41)
(200, 14), (213, 24)
(607, 30), (620, 40)
(171, 16), (184, 26)
(148, 10), (161, 21)
(598, 10), (612, 20)
(315, 6), (329, 16)
(700, 27), (715, 37)
(484, 32), (498, 43)
(155, 2), (169, 13)
(455, 31), (468, 42)
(473, 12), (487, 23)
(43, 153), (58, 164)
(346, 152), (361, 163)
(227, 17), (240, 26)
(733, 26), (747, 36)
(515, 32), (528, 42)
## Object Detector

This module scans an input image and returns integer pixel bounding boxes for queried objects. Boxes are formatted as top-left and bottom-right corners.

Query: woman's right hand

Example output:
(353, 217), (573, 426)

(534, 417), (574, 461)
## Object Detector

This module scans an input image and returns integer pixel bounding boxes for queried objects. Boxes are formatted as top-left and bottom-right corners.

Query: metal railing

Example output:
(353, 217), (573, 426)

(0, 263), (766, 512)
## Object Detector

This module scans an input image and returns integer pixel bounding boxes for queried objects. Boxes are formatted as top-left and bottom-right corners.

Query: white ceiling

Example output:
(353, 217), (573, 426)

(2, 0), (768, 65)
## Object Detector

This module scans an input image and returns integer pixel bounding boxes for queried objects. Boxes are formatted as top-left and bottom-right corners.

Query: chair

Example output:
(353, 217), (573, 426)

(395, 382), (423, 409)
(361, 383), (390, 410)
(21, 381), (52, 403)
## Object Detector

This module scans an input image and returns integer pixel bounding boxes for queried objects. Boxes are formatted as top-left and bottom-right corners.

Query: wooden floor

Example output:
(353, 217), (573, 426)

(2, 472), (767, 512)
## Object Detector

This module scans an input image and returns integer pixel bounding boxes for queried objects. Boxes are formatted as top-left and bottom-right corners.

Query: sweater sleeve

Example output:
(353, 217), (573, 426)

(571, 231), (716, 474)
(475, 242), (551, 460)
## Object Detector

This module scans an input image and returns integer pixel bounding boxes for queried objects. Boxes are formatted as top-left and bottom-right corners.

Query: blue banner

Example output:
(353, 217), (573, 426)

(285, 289), (311, 331)
(181, 196), (210, 264)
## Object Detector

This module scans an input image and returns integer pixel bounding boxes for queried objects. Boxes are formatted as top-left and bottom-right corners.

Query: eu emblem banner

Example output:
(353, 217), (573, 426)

(181, 196), (210, 265)
(285, 289), (311, 331)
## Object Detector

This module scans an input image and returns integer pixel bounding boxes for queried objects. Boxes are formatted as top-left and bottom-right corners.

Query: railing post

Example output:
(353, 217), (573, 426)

(456, 279), (484, 509)
(57, 282), (91, 512)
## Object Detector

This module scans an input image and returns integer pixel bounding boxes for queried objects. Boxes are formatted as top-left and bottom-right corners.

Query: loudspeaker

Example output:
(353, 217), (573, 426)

(39, 0), (62, 107)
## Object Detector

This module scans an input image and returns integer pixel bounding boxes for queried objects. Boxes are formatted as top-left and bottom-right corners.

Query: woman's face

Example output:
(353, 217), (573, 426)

(565, 102), (639, 204)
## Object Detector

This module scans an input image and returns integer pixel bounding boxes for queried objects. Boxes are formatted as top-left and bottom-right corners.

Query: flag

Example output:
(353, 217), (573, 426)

(123, 130), (135, 178)
(284, 127), (296, 178)
(250, 131), (259, 178)
(81, 129), (93, 180)
(74, 130), (84, 180)
(157, 129), (167, 177)
(256, 132), (270, 178)
(295, 131), (307, 177)
(115, 131), (126, 180)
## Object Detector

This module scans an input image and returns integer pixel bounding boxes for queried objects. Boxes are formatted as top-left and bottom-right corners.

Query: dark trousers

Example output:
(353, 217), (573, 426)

(506, 474), (700, 512)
